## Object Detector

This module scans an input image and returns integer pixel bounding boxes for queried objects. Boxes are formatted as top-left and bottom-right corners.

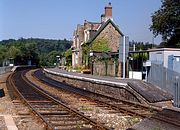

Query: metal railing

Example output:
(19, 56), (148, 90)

(147, 63), (180, 107)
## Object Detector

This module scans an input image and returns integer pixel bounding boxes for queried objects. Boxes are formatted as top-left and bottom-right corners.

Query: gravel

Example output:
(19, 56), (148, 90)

(26, 70), (141, 130)
(0, 116), (7, 130)
(0, 72), (45, 130)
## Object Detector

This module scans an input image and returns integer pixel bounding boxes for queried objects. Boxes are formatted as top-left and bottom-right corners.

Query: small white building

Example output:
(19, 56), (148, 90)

(129, 48), (180, 80)
(146, 48), (180, 107)
(147, 48), (180, 73)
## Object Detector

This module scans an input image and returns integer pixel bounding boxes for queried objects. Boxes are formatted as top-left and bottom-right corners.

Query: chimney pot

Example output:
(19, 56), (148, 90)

(101, 14), (105, 23)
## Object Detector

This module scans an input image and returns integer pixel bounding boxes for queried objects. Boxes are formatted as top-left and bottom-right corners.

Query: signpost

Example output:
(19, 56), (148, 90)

(119, 36), (129, 78)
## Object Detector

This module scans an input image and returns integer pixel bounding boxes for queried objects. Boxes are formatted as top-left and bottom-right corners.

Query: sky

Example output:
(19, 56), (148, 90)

(0, 0), (162, 44)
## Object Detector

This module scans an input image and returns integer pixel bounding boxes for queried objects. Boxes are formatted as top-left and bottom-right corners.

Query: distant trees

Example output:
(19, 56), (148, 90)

(0, 45), (7, 66)
(0, 38), (72, 67)
(129, 41), (158, 51)
(41, 51), (60, 67)
(150, 0), (180, 47)
(7, 46), (20, 59)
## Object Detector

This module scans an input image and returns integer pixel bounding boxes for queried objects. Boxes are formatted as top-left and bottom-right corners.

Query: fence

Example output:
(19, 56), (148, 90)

(148, 63), (180, 107)
(0, 66), (12, 75)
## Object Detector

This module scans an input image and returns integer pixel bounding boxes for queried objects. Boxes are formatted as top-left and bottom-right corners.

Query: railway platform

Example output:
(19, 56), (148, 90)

(44, 68), (173, 107)
(131, 108), (180, 130)
(0, 73), (18, 130)
(2, 115), (18, 130)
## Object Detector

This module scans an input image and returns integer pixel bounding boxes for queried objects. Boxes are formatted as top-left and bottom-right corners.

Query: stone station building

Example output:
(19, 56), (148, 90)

(72, 3), (124, 76)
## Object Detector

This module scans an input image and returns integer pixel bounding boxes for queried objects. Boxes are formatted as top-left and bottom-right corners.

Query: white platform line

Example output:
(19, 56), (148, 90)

(44, 69), (127, 86)
(4, 115), (18, 130)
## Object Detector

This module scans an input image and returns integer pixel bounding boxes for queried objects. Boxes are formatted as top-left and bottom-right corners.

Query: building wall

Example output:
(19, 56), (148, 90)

(45, 69), (173, 107)
(149, 50), (180, 68)
(164, 51), (180, 68)
(44, 70), (147, 104)
(149, 51), (164, 65)
(95, 23), (120, 52)
(93, 61), (116, 76)
(72, 25), (84, 68)
(72, 50), (75, 67)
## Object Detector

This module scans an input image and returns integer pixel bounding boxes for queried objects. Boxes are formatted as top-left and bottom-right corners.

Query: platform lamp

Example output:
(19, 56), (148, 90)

(89, 51), (94, 75)
(129, 57), (134, 79)
(56, 55), (60, 68)
(9, 57), (14, 67)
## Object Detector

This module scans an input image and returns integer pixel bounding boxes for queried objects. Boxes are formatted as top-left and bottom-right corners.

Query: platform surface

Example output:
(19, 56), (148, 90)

(131, 108), (180, 130)
(45, 68), (173, 103)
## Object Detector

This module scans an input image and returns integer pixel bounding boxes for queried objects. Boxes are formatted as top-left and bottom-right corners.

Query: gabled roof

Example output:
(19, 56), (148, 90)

(84, 21), (101, 31)
(84, 19), (124, 45)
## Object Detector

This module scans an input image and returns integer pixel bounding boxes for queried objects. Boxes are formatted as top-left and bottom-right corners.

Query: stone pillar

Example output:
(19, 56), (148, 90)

(118, 62), (122, 77)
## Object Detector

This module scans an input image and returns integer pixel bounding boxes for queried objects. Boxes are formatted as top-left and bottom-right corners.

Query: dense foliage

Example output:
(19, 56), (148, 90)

(82, 38), (111, 67)
(0, 38), (72, 67)
(150, 0), (180, 47)
(129, 41), (158, 51)
(64, 48), (72, 66)
(91, 38), (111, 52)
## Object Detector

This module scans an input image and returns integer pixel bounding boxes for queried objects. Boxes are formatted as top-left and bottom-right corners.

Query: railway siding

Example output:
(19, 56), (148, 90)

(44, 68), (173, 107)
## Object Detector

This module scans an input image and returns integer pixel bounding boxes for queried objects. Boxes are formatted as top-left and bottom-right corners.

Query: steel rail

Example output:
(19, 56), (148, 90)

(7, 70), (110, 130)
(7, 72), (53, 129)
(33, 69), (180, 128)
(22, 71), (110, 130)
(32, 69), (161, 118)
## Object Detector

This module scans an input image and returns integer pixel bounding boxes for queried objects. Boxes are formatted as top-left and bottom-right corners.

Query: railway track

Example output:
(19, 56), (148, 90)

(31, 69), (180, 129)
(7, 70), (110, 130)
(32, 69), (160, 119)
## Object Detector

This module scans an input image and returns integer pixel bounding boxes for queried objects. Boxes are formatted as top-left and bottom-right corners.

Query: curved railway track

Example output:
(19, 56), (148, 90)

(6, 70), (110, 130)
(32, 69), (180, 129)
(32, 69), (160, 119)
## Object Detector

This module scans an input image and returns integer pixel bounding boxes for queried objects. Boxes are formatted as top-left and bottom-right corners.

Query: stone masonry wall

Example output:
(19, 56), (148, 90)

(96, 23), (121, 52)
(44, 70), (148, 104)
(93, 61), (116, 76)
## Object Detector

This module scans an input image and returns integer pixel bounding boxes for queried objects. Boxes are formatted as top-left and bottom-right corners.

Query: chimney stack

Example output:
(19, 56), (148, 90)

(104, 2), (112, 21)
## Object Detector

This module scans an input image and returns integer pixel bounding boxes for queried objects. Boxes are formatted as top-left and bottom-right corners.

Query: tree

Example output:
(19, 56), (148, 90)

(150, 0), (180, 47)
(64, 48), (72, 66)
(129, 41), (157, 51)
(0, 45), (7, 66)
(0, 38), (72, 66)
(7, 46), (20, 59)
(46, 51), (61, 66)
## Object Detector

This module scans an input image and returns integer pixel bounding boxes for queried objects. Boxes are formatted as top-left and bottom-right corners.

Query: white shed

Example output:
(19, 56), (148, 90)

(148, 48), (180, 73)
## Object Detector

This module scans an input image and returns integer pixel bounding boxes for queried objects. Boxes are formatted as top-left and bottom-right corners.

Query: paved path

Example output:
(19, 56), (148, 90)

(0, 72), (18, 130)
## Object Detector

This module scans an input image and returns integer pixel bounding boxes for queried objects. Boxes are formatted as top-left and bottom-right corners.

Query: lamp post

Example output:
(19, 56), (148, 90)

(56, 55), (60, 68)
(130, 57), (133, 79)
(9, 57), (14, 67)
(89, 51), (94, 75)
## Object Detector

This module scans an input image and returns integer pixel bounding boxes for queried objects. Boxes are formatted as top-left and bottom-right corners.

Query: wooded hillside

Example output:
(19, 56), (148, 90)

(0, 38), (72, 66)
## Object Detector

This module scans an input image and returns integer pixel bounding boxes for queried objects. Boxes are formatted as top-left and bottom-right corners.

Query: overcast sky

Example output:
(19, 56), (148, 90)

(0, 0), (162, 44)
